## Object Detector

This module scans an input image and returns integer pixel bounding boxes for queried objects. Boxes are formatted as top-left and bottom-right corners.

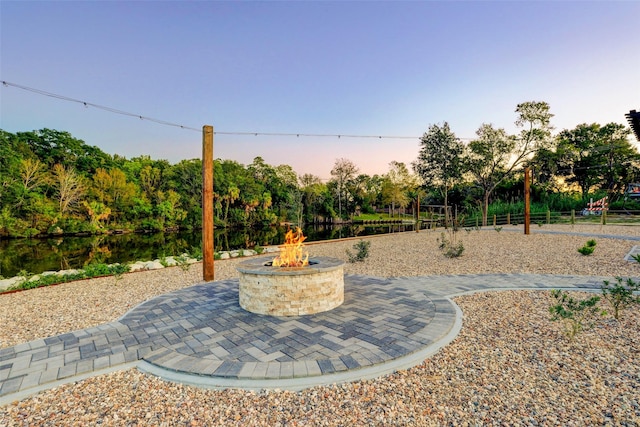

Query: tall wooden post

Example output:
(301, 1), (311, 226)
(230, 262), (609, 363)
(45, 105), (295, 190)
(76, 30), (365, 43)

(524, 167), (531, 235)
(202, 125), (215, 281)
(415, 193), (420, 233)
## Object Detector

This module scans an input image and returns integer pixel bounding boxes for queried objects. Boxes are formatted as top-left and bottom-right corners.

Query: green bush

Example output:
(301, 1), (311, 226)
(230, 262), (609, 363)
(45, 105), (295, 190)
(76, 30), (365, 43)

(601, 277), (640, 320)
(346, 240), (371, 263)
(549, 290), (604, 341)
(577, 245), (595, 256)
(437, 232), (464, 258)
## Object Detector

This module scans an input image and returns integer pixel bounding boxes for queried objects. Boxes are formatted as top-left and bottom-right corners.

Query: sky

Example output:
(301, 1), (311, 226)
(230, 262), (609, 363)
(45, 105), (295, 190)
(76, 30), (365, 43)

(1, 1), (639, 179)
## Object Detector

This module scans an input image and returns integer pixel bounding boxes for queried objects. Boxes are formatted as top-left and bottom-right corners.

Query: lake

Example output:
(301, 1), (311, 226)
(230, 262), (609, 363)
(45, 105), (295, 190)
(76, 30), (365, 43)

(0, 223), (417, 278)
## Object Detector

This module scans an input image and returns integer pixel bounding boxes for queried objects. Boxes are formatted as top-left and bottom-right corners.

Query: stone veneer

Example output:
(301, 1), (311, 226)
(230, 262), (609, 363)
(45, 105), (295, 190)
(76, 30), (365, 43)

(236, 256), (345, 316)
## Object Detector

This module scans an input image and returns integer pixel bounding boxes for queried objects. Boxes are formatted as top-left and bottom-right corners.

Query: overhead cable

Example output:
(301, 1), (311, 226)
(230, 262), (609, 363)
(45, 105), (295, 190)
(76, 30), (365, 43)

(0, 81), (435, 141)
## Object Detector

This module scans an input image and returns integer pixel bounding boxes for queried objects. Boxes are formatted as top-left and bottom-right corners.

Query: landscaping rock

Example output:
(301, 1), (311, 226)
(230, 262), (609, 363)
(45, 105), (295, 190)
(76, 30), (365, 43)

(143, 261), (164, 270)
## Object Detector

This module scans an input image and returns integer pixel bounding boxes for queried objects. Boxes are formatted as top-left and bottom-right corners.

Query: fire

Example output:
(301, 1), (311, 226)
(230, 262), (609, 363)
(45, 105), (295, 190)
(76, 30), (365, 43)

(272, 227), (309, 267)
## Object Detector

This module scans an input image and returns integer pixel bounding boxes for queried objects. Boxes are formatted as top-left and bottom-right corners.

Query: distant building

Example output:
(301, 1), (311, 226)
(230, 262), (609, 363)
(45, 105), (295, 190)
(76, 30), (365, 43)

(626, 110), (640, 142)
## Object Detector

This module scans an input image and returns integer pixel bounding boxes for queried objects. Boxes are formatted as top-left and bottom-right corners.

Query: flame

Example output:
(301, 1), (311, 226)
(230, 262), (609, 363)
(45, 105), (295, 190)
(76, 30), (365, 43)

(272, 227), (309, 267)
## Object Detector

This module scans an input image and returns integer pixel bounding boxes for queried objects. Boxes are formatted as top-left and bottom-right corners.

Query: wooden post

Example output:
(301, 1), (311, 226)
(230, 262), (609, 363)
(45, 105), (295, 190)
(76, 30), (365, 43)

(524, 167), (531, 235)
(202, 125), (214, 281)
(507, 212), (510, 225)
(415, 193), (420, 233)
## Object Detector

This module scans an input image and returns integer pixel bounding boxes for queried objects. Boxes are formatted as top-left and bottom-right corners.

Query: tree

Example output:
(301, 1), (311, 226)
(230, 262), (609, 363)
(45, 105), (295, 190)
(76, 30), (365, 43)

(90, 168), (137, 220)
(556, 123), (639, 199)
(598, 123), (638, 197)
(139, 165), (162, 201)
(466, 101), (553, 225)
(413, 122), (464, 227)
(16, 129), (112, 174)
(465, 124), (516, 226)
(330, 158), (359, 219)
(223, 185), (240, 223)
(51, 164), (85, 215)
(82, 200), (111, 230)
(167, 159), (202, 228)
(382, 161), (420, 217)
(352, 174), (383, 214)
(300, 174), (329, 223)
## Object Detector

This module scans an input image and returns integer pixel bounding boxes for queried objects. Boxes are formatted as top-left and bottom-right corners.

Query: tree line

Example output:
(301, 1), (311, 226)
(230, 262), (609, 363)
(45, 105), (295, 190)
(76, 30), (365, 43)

(416, 101), (639, 225)
(0, 100), (637, 237)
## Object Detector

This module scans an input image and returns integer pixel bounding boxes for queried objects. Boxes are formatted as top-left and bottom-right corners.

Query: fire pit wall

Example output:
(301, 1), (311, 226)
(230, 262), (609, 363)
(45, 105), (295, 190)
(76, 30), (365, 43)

(236, 256), (345, 316)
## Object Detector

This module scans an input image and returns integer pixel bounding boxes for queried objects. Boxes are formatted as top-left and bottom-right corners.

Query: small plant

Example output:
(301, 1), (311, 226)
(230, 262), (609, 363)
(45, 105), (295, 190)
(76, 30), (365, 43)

(83, 263), (113, 277)
(494, 226), (502, 233)
(549, 289), (604, 341)
(601, 277), (640, 320)
(238, 248), (245, 257)
(189, 245), (203, 261)
(254, 245), (265, 255)
(631, 253), (640, 264)
(175, 254), (192, 273)
(113, 263), (129, 279)
(346, 240), (371, 263)
(537, 221), (544, 227)
(577, 245), (595, 256)
(214, 252), (222, 260)
(437, 232), (447, 250)
(158, 256), (170, 268)
(437, 232), (464, 258)
(444, 241), (464, 258)
(112, 263), (129, 284)
(4, 262), (130, 293)
(17, 269), (32, 281)
(577, 239), (597, 255)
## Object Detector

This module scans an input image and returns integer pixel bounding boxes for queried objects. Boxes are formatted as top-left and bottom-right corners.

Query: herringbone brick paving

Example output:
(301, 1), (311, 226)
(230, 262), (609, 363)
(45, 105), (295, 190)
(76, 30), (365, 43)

(0, 271), (627, 405)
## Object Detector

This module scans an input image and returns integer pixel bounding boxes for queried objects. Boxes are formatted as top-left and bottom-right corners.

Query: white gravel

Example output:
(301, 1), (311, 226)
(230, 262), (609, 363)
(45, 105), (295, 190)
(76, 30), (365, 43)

(0, 224), (639, 425)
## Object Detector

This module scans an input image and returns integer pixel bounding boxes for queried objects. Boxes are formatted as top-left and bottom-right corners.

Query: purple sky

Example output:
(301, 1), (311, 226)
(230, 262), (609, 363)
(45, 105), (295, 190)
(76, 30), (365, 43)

(1, 1), (638, 179)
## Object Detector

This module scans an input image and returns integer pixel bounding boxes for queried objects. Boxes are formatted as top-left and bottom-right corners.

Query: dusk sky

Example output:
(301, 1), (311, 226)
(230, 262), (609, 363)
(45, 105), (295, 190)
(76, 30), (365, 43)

(1, 1), (638, 179)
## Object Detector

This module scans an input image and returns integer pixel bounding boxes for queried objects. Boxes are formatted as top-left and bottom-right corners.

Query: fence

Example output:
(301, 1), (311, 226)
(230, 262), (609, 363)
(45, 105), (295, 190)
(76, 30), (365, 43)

(461, 210), (640, 228)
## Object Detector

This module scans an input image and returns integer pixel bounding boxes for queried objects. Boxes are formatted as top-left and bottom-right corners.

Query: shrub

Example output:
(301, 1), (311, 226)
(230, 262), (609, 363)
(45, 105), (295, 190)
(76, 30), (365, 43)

(346, 240), (371, 263)
(437, 232), (464, 258)
(549, 289), (604, 341)
(190, 245), (203, 261)
(175, 254), (192, 273)
(83, 263), (114, 277)
(601, 277), (640, 320)
(577, 245), (595, 256)
(586, 239), (597, 248)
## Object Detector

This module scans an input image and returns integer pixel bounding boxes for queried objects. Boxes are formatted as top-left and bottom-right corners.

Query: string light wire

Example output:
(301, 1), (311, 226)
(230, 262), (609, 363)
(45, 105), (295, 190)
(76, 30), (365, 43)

(2, 81), (635, 175)
(1, 80), (442, 141)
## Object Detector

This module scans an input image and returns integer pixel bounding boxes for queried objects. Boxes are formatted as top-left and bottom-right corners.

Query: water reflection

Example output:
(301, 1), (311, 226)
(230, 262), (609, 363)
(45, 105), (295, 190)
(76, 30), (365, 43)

(0, 223), (416, 277)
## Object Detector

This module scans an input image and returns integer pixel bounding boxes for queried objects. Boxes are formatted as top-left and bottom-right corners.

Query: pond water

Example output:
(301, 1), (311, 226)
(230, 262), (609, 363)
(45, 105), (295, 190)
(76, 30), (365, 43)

(0, 223), (417, 278)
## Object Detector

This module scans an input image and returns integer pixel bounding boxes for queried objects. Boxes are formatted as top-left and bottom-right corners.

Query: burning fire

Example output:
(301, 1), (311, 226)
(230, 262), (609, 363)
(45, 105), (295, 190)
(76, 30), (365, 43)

(272, 227), (309, 267)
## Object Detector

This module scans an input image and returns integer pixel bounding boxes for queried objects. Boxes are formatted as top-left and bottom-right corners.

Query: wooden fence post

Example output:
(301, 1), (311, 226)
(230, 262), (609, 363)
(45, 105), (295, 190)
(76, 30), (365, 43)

(202, 125), (214, 281)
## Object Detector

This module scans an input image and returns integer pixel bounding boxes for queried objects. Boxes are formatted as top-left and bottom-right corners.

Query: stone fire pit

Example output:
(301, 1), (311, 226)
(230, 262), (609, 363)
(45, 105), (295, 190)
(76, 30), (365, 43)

(236, 256), (345, 316)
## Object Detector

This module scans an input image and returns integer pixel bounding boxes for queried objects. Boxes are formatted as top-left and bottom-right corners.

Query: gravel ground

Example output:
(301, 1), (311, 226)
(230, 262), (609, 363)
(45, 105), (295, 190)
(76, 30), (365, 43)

(1, 225), (639, 425)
